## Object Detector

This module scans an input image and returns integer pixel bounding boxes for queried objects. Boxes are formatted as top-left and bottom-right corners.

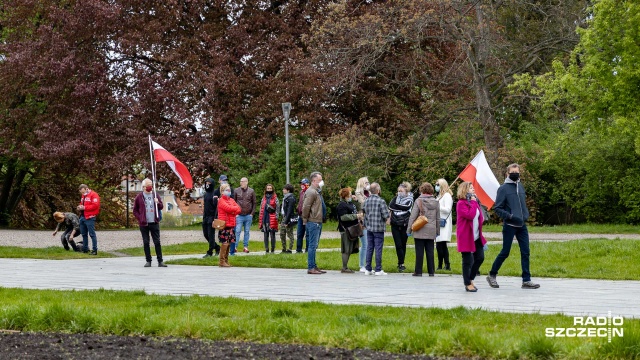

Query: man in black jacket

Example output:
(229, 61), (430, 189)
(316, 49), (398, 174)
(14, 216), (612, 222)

(279, 184), (297, 253)
(202, 177), (221, 258)
(487, 164), (540, 289)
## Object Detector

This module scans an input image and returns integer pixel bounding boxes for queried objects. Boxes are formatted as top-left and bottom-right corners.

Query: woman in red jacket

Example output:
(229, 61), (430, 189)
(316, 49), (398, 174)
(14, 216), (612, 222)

(217, 184), (241, 267)
(456, 182), (487, 292)
(259, 184), (279, 253)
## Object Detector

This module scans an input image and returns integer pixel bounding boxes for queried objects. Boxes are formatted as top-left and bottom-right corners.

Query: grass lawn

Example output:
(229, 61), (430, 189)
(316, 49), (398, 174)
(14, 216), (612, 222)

(116, 238), (344, 256)
(0, 246), (116, 259)
(0, 287), (637, 359)
(481, 223), (639, 234)
(168, 239), (640, 281)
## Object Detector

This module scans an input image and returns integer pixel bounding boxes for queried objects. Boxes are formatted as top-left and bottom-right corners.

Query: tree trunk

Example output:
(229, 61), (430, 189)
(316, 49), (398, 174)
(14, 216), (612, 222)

(0, 161), (17, 226)
(467, 2), (502, 175)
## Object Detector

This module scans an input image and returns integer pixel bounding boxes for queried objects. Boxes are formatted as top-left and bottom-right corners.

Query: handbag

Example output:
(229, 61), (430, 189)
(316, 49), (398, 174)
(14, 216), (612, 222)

(411, 199), (428, 232)
(212, 218), (226, 230)
(439, 211), (451, 228)
(346, 221), (363, 240)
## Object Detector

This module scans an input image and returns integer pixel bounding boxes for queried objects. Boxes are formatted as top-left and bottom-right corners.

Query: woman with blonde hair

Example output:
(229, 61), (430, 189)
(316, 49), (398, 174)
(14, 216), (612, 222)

(389, 182), (413, 272)
(52, 211), (81, 251)
(217, 183), (242, 267)
(456, 181), (487, 292)
(354, 177), (371, 272)
(435, 178), (453, 270)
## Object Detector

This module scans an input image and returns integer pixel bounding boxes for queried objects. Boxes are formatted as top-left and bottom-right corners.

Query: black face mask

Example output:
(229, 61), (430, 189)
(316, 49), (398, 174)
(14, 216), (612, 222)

(509, 173), (520, 181)
(205, 183), (213, 192)
(266, 190), (274, 195)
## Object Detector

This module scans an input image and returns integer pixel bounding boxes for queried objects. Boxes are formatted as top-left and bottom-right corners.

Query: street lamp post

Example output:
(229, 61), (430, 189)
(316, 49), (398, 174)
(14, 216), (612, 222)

(282, 102), (292, 185)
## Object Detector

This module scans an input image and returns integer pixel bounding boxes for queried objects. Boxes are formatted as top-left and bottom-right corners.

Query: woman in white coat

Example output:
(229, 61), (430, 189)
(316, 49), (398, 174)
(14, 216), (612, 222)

(435, 178), (453, 270)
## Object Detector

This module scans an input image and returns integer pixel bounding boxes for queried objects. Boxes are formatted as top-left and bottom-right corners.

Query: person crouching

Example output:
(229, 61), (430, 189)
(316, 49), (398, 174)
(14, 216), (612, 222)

(52, 212), (81, 251)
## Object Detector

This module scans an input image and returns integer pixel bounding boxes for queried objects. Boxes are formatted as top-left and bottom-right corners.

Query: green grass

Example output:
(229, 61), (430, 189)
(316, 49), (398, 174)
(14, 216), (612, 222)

(169, 239), (640, 280)
(116, 238), (344, 256)
(0, 287), (637, 359)
(481, 223), (640, 234)
(0, 246), (117, 259)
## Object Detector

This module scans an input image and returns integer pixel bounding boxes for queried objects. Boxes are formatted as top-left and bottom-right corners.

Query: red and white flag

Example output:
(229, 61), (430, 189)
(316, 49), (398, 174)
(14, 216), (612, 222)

(458, 150), (500, 209)
(151, 140), (193, 189)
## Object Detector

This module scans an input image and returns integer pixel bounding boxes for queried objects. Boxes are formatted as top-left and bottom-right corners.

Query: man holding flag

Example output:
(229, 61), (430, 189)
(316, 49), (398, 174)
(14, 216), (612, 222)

(133, 178), (166, 267)
(486, 164), (540, 289)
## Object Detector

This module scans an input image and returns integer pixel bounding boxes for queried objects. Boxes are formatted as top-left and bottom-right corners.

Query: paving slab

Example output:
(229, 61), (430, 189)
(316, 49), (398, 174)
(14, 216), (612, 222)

(2, 229), (638, 252)
(0, 256), (638, 319)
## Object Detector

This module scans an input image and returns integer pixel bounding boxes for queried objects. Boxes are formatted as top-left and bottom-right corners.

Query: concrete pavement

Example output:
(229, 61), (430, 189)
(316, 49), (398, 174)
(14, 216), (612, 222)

(0, 255), (638, 318)
(3, 229), (639, 251)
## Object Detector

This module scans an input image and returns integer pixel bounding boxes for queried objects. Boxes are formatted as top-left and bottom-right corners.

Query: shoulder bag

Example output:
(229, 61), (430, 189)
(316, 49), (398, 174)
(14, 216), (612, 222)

(411, 199), (428, 232)
(212, 218), (226, 230)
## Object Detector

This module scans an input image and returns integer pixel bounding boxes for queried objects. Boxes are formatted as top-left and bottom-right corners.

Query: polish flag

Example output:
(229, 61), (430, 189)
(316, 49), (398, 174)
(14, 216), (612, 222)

(151, 141), (193, 189)
(458, 150), (500, 209)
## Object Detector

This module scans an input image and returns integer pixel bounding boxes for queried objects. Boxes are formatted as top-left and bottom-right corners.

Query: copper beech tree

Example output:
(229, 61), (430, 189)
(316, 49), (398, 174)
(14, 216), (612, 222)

(0, 0), (329, 226)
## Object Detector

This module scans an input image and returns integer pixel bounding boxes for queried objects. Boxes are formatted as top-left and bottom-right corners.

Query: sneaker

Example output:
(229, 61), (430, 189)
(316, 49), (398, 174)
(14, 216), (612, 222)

(364, 270), (373, 275)
(229, 253), (236, 256)
(341, 268), (355, 273)
(89, 250), (97, 256)
(359, 267), (367, 273)
(398, 265), (406, 272)
(243, 247), (250, 253)
(202, 254), (212, 259)
(522, 281), (540, 289)
(486, 275), (499, 288)
(144, 262), (151, 267)
(374, 271), (388, 276)
(158, 262), (167, 268)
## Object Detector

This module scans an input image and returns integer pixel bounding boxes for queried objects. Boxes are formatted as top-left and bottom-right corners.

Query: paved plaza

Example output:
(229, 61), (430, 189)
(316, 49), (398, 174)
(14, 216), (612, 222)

(0, 254), (638, 318)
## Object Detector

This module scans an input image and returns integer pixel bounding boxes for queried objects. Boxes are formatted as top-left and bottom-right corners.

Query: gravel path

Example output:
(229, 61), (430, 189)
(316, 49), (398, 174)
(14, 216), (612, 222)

(1, 229), (638, 252)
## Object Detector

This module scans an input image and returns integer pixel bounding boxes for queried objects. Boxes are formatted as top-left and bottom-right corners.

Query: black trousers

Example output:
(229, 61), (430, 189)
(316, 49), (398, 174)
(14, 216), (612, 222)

(436, 241), (450, 267)
(390, 223), (408, 266)
(462, 239), (485, 286)
(414, 238), (435, 275)
(140, 222), (163, 263)
(202, 216), (220, 255)
(264, 229), (276, 251)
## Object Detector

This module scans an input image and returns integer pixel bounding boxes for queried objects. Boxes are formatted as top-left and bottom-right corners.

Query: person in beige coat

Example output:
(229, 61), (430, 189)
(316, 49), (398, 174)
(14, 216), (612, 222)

(407, 182), (440, 276)
(435, 178), (453, 270)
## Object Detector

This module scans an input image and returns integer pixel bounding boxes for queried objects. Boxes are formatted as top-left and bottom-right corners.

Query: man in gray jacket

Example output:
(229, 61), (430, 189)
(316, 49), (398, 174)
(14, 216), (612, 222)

(233, 177), (256, 254)
(487, 163), (540, 289)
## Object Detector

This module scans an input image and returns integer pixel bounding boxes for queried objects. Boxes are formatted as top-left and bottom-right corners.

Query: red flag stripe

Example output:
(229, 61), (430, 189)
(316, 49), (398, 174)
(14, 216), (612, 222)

(151, 141), (193, 189)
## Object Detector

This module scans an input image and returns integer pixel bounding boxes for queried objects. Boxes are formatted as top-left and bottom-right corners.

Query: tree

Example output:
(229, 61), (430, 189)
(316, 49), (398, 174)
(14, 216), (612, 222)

(514, 0), (640, 223)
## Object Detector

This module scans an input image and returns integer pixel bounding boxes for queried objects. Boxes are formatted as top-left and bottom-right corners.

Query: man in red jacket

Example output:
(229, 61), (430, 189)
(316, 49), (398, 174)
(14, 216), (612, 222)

(77, 184), (100, 255)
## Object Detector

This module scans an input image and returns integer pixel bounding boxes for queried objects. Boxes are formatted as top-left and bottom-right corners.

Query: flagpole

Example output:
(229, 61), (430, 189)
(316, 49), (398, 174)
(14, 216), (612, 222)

(148, 135), (159, 218)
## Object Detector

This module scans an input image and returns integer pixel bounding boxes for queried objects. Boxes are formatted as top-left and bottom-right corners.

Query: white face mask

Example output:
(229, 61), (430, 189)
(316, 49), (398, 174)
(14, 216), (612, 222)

(318, 180), (325, 188)
(365, 184), (370, 191)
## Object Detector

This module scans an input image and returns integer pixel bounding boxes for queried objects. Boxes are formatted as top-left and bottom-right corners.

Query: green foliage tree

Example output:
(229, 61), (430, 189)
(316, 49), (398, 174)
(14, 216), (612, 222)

(515, 0), (640, 223)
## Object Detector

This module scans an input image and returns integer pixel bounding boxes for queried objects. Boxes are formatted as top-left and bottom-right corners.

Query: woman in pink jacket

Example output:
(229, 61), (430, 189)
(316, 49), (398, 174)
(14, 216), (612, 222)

(456, 182), (487, 292)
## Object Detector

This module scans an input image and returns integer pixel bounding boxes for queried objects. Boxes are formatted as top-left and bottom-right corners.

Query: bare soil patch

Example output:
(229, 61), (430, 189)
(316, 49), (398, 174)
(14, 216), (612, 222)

(0, 332), (444, 359)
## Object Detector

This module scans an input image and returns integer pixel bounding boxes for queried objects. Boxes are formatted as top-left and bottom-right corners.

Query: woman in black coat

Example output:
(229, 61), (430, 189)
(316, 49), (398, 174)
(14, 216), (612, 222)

(336, 187), (361, 273)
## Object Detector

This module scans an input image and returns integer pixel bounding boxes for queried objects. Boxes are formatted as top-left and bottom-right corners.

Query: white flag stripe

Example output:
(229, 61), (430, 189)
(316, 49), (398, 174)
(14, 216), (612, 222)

(470, 150), (500, 202)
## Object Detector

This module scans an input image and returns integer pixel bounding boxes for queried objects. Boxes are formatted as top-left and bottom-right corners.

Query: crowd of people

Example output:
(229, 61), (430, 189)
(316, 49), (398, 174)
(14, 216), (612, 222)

(52, 163), (540, 291)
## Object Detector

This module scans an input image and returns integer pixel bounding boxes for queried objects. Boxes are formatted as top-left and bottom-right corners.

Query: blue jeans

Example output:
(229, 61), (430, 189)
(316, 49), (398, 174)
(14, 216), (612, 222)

(79, 217), (97, 252)
(359, 229), (368, 268)
(490, 224), (531, 281)
(233, 214), (253, 254)
(296, 217), (307, 252)
(365, 231), (384, 272)
(305, 222), (322, 270)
